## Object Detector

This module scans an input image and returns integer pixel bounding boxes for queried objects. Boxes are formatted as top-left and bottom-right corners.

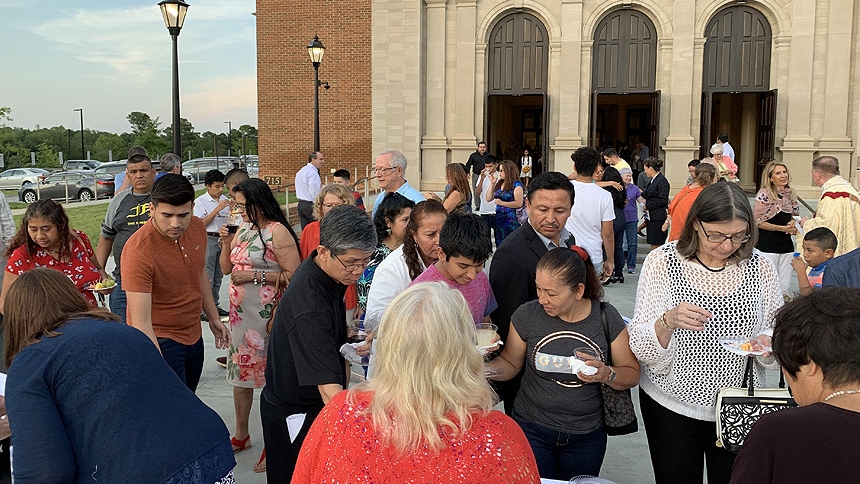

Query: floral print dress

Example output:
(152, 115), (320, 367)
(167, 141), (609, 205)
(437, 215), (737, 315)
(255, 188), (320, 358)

(227, 221), (280, 388)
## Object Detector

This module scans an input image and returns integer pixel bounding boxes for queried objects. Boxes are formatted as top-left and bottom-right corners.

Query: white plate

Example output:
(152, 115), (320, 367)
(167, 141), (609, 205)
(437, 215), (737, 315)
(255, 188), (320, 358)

(719, 336), (771, 356)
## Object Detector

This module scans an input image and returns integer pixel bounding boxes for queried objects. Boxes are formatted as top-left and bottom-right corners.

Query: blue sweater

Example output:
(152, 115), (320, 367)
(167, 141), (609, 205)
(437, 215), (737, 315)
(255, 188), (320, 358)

(6, 318), (235, 483)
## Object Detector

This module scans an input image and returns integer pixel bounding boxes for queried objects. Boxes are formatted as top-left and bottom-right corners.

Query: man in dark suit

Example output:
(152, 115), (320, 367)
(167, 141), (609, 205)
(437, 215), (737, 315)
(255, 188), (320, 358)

(488, 171), (576, 414)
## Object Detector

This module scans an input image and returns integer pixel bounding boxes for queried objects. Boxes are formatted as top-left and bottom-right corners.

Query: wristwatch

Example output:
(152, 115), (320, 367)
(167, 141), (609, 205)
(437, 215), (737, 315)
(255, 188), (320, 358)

(606, 366), (617, 383)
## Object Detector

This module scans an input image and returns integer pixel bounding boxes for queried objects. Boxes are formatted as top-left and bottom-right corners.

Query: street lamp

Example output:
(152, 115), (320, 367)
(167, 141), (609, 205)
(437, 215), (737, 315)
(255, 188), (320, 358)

(158, 0), (190, 156)
(73, 108), (84, 159)
(224, 121), (232, 157)
(307, 35), (326, 152)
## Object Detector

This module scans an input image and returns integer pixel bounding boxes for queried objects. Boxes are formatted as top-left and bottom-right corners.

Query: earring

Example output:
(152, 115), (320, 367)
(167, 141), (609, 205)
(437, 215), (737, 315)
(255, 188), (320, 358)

(386, 228), (392, 235)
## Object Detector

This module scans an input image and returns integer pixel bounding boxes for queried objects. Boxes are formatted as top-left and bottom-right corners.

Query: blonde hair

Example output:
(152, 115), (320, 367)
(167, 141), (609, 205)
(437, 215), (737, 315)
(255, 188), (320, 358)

(350, 282), (494, 453)
(312, 183), (354, 219)
(760, 161), (797, 203)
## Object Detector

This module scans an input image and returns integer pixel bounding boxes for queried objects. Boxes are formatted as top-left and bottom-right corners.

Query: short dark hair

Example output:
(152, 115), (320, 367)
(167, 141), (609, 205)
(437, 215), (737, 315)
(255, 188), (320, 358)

(526, 171), (575, 206)
(128, 146), (147, 158)
(224, 168), (249, 187)
(151, 174), (195, 206)
(804, 227), (838, 252)
(774, 287), (860, 388)
(373, 192), (416, 242)
(204, 169), (226, 186)
(688, 159), (701, 168)
(308, 151), (321, 163)
(127, 153), (152, 167)
(603, 148), (618, 158)
(571, 147), (601, 177)
(333, 169), (351, 180)
(677, 182), (757, 263)
(717, 133), (729, 143)
(536, 247), (602, 301)
(477, 141), (486, 147)
(438, 213), (492, 264)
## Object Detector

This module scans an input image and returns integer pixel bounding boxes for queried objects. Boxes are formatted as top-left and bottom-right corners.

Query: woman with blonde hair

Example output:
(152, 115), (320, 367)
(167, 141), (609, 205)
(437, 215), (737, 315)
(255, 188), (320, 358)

(753, 161), (799, 297)
(299, 183), (355, 259)
(293, 282), (539, 483)
(5, 268), (236, 482)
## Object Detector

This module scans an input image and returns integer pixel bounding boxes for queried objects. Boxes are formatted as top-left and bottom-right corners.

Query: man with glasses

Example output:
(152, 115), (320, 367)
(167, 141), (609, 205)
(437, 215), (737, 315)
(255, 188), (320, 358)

(262, 205), (376, 482)
(295, 151), (324, 228)
(371, 149), (425, 217)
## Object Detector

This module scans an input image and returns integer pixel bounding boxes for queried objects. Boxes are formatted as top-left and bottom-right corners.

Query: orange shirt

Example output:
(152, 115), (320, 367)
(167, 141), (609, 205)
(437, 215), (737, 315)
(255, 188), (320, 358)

(667, 185), (704, 242)
(122, 217), (208, 345)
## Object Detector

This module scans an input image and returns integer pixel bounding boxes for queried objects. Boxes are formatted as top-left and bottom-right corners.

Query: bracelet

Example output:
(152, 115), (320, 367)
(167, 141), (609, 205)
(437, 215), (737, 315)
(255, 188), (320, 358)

(657, 312), (674, 332)
(253, 269), (259, 286)
(262, 270), (267, 286)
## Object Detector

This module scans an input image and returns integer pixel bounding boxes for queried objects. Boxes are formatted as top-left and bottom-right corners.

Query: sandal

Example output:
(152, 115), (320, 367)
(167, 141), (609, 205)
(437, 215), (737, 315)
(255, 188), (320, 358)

(231, 435), (251, 453)
(253, 448), (266, 473)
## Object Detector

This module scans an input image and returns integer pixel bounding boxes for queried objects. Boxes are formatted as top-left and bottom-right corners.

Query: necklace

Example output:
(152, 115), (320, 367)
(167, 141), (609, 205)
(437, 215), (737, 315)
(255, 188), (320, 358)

(694, 254), (726, 272)
(824, 389), (860, 401)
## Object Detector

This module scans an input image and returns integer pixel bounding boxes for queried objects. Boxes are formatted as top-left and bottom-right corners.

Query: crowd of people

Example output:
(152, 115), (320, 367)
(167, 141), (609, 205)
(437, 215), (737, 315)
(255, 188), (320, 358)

(3, 141), (860, 484)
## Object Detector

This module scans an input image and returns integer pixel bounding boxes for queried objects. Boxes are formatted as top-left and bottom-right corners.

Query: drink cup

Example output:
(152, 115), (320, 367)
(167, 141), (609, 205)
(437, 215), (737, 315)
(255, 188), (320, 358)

(475, 323), (498, 348)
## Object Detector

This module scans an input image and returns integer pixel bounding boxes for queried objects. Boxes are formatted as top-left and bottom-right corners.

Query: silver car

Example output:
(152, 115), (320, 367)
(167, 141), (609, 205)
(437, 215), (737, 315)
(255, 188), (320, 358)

(18, 171), (115, 203)
(0, 168), (49, 190)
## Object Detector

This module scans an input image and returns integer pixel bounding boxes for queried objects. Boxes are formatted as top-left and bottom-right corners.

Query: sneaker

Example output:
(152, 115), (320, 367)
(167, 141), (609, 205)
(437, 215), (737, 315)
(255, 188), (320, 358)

(217, 306), (229, 317)
(627, 267), (635, 274)
(637, 231), (646, 238)
(216, 356), (227, 368)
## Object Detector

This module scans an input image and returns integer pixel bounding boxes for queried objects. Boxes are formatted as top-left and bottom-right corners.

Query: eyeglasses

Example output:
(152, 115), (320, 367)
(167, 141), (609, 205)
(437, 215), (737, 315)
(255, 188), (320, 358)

(333, 253), (371, 272)
(698, 222), (750, 244)
(373, 166), (397, 174)
(322, 202), (344, 210)
(234, 202), (246, 210)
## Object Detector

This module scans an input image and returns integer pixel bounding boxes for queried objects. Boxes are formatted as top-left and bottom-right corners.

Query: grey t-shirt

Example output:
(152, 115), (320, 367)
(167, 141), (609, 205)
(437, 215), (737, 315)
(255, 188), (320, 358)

(101, 189), (151, 279)
(512, 299), (626, 434)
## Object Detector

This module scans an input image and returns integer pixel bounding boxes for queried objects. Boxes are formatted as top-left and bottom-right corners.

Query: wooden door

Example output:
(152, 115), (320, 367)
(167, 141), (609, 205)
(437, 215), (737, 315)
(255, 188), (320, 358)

(703, 6), (772, 92)
(488, 13), (548, 95)
(592, 9), (657, 93)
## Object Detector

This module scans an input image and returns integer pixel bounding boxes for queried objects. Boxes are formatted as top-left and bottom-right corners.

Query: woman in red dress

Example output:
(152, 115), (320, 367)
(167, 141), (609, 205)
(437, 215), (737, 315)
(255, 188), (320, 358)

(0, 199), (106, 312)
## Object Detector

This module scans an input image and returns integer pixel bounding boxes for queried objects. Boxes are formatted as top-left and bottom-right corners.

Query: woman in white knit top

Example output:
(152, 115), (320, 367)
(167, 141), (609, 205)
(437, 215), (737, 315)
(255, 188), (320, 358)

(628, 183), (782, 484)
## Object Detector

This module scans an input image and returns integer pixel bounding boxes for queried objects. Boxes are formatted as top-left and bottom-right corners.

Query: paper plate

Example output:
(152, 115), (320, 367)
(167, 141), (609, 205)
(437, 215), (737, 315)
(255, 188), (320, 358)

(719, 336), (771, 356)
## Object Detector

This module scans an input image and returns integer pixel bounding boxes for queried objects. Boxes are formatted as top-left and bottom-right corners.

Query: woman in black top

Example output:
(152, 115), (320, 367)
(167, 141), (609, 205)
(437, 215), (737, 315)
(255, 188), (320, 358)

(641, 157), (670, 250)
(601, 166), (628, 284)
(753, 161), (799, 298)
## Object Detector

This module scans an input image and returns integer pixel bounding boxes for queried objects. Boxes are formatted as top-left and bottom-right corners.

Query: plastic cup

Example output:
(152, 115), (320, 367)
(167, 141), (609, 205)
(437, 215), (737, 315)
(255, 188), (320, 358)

(475, 323), (498, 347)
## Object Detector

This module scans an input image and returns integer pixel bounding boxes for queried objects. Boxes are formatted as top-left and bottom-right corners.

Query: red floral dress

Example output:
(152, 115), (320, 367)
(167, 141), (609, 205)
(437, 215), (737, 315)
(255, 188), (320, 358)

(227, 221), (280, 388)
(6, 231), (100, 307)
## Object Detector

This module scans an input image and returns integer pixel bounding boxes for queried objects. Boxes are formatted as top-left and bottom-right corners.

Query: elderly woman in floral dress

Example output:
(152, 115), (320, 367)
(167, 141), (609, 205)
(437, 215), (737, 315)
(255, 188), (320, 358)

(220, 179), (301, 472)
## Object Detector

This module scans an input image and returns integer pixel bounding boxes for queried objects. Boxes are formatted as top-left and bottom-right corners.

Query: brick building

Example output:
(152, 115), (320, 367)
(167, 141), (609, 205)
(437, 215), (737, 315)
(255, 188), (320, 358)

(258, 0), (860, 197)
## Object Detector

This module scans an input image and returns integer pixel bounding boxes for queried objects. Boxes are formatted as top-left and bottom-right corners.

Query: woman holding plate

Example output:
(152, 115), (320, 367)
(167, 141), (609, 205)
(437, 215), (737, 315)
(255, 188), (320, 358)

(629, 182), (783, 484)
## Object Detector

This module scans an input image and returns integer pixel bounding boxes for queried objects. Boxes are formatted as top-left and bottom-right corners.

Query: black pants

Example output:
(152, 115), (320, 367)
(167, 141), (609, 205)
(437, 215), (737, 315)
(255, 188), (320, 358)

(297, 200), (315, 229)
(639, 388), (736, 484)
(260, 394), (323, 484)
(480, 214), (496, 247)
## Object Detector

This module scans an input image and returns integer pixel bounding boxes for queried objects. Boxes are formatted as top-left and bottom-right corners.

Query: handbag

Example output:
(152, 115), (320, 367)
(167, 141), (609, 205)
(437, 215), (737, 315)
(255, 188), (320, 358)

(715, 356), (796, 452)
(598, 302), (638, 436)
(265, 271), (288, 334)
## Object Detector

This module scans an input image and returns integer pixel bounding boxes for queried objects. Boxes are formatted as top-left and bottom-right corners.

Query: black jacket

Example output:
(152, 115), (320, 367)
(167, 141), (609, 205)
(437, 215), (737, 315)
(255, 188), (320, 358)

(643, 172), (670, 222)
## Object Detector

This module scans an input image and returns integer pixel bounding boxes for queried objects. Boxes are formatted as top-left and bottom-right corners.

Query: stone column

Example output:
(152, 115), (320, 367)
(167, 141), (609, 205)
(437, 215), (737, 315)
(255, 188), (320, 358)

(420, 0), (449, 190)
(449, 0), (480, 174)
(550, 0), (584, 169)
(818, 0), (855, 175)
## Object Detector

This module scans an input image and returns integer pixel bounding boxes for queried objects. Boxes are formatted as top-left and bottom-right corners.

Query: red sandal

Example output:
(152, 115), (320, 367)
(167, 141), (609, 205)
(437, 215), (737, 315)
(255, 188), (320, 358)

(253, 447), (267, 473)
(230, 435), (251, 453)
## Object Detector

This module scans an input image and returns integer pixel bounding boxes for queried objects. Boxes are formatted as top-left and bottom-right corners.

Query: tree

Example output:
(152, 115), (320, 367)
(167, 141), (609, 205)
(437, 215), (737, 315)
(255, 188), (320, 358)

(35, 142), (61, 168)
(127, 111), (161, 137)
(0, 107), (11, 127)
(126, 111), (169, 156)
(93, 133), (128, 162)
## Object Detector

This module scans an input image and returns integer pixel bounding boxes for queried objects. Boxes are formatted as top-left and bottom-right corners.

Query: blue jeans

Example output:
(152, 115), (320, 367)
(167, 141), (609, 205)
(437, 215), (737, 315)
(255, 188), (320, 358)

(109, 274), (127, 322)
(513, 410), (607, 480)
(157, 337), (205, 392)
(624, 220), (639, 270)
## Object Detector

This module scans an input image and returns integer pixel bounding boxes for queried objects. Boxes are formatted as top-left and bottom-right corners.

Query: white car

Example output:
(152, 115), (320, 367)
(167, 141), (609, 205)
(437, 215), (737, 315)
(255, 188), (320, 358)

(0, 168), (50, 190)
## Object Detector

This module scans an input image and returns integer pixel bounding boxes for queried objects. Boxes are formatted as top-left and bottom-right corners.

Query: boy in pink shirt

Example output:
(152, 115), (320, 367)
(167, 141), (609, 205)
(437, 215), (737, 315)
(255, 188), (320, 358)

(411, 213), (497, 324)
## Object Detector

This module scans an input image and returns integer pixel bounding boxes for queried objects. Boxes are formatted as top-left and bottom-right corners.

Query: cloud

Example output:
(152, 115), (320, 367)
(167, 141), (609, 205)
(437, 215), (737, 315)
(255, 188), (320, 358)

(30, 0), (255, 85)
(182, 74), (257, 131)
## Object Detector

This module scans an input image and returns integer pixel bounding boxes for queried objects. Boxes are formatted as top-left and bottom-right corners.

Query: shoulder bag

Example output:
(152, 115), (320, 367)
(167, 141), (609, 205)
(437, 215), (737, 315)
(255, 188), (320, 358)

(715, 356), (796, 452)
(599, 302), (638, 436)
(265, 271), (289, 334)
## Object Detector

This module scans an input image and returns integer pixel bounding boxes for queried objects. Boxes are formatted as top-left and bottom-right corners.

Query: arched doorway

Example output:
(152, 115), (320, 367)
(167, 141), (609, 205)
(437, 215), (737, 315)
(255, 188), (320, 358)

(486, 12), (549, 169)
(701, 6), (775, 187)
(590, 9), (659, 172)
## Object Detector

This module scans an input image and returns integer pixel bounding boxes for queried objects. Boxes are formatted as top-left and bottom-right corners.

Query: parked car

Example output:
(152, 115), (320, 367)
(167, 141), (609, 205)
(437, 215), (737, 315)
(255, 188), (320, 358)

(18, 171), (114, 203)
(62, 159), (102, 171)
(240, 155), (259, 178)
(0, 168), (50, 190)
(182, 157), (238, 183)
(95, 160), (195, 186)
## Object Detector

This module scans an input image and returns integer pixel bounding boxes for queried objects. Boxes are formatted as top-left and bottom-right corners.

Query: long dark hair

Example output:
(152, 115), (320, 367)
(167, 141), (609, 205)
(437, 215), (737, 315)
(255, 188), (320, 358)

(602, 166), (626, 210)
(402, 200), (447, 281)
(373, 192), (415, 243)
(4, 268), (118, 368)
(6, 199), (74, 259)
(536, 247), (603, 301)
(232, 179), (300, 261)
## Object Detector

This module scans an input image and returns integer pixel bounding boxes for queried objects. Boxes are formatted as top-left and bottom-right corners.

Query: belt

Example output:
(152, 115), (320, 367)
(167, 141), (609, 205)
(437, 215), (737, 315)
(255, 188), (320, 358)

(207, 232), (220, 237)
(298, 199), (313, 204)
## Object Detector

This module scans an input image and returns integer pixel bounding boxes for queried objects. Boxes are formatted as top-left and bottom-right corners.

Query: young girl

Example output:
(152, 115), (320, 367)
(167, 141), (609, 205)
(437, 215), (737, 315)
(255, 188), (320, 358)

(520, 149), (533, 188)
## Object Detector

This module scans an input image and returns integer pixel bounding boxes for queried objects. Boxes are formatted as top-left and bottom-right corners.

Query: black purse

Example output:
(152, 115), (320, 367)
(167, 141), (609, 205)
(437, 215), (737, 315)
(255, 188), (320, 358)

(598, 302), (638, 436)
(715, 356), (796, 452)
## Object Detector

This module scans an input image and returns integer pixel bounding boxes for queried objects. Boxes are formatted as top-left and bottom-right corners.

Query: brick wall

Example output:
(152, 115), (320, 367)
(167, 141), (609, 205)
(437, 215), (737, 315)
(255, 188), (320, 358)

(256, 0), (373, 186)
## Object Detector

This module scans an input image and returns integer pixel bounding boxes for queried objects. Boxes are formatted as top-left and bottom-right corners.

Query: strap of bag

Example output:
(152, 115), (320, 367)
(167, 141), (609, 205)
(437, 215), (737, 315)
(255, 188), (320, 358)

(741, 356), (754, 395)
(599, 301), (612, 365)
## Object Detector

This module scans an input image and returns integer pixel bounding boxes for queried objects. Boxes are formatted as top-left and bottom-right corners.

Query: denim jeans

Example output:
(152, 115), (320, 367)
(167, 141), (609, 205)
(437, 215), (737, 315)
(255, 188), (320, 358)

(624, 220), (639, 270)
(157, 337), (205, 392)
(109, 274), (127, 322)
(513, 410), (607, 480)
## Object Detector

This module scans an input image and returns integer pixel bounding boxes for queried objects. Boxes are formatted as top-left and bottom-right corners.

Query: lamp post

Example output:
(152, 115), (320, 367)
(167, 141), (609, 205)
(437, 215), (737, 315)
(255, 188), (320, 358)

(224, 121), (232, 157)
(158, 0), (189, 156)
(307, 35), (326, 152)
(73, 108), (84, 159)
